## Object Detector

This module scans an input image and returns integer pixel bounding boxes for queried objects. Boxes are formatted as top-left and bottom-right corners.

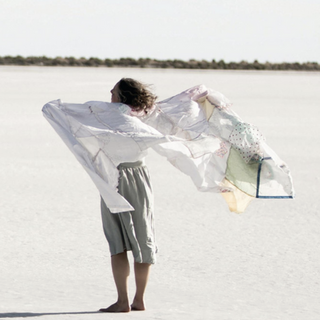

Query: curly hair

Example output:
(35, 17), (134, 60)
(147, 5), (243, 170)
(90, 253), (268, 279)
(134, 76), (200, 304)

(117, 78), (157, 113)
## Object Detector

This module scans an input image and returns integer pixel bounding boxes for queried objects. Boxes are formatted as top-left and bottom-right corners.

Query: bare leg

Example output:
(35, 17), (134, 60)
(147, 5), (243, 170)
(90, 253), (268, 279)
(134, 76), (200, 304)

(99, 252), (130, 313)
(131, 262), (151, 311)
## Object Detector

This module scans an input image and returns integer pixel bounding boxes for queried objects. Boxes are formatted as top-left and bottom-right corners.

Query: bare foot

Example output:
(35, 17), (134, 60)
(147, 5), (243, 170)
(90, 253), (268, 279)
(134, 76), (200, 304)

(131, 299), (146, 311)
(99, 302), (130, 313)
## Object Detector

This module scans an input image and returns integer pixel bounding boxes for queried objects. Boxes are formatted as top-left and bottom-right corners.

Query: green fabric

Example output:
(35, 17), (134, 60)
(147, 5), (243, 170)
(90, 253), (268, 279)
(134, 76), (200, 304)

(226, 147), (260, 197)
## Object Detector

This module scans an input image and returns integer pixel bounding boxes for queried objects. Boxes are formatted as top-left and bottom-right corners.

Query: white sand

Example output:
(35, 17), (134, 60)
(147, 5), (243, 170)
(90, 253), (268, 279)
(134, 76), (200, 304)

(0, 66), (320, 319)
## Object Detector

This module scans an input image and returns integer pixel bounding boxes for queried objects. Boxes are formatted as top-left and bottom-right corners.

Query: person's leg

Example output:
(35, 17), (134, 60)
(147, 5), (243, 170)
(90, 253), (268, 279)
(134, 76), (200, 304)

(131, 262), (151, 311)
(99, 252), (130, 313)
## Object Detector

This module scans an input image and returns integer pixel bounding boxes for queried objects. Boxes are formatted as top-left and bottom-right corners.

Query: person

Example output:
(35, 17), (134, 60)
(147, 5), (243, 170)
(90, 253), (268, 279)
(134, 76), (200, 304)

(42, 77), (295, 314)
(99, 78), (158, 313)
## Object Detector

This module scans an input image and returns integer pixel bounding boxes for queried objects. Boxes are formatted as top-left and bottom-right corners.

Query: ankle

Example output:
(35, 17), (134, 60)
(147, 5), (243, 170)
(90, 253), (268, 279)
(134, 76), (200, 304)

(133, 294), (143, 302)
(131, 297), (146, 311)
(117, 297), (129, 305)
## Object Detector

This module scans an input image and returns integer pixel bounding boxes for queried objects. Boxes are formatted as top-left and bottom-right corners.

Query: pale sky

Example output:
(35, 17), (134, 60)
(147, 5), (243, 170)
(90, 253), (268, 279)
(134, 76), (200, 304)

(0, 0), (319, 63)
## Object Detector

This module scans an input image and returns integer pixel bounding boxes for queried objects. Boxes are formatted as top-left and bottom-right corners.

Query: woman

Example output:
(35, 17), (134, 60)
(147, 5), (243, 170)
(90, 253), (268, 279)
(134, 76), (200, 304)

(42, 78), (295, 313)
(99, 78), (157, 313)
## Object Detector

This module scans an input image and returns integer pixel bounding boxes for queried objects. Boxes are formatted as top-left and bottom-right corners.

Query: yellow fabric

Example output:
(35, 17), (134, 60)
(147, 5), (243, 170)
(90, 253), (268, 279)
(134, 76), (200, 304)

(197, 97), (215, 120)
(221, 179), (254, 213)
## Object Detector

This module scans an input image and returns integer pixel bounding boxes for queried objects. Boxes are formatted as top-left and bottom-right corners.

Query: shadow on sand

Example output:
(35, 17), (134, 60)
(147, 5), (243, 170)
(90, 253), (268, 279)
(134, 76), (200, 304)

(0, 311), (100, 318)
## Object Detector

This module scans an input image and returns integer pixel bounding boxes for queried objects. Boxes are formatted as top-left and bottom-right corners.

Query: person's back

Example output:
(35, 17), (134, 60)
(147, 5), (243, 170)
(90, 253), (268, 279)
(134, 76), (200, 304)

(99, 78), (157, 313)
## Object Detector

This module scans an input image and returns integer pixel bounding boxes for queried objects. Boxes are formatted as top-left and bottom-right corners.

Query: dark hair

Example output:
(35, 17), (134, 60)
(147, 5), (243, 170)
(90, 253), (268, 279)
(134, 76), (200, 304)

(117, 78), (157, 113)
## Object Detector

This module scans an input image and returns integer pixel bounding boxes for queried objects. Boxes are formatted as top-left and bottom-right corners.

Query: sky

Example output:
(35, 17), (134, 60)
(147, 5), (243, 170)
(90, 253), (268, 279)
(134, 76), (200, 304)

(0, 0), (319, 63)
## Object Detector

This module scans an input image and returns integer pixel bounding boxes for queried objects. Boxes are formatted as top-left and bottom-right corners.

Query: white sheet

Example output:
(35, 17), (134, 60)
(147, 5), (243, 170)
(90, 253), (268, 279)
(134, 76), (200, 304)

(42, 85), (294, 213)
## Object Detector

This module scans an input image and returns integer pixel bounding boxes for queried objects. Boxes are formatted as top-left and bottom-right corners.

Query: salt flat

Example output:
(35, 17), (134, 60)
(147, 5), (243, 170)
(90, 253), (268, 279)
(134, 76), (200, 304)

(0, 66), (319, 320)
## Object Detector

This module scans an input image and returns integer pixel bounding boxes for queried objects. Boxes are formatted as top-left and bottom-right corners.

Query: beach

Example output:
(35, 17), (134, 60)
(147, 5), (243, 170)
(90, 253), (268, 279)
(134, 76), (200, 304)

(0, 66), (320, 320)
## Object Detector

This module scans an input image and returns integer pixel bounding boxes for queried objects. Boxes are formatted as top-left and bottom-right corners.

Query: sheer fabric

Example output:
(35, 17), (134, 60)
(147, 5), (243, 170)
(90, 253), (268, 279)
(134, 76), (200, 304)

(42, 85), (294, 213)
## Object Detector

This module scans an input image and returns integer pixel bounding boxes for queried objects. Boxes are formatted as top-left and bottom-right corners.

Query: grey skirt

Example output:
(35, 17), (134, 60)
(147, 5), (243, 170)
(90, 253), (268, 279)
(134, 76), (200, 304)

(100, 161), (157, 264)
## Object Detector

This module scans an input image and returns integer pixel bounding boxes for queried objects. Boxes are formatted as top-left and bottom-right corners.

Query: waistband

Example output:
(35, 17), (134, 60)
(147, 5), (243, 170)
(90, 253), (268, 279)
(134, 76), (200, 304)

(117, 159), (145, 169)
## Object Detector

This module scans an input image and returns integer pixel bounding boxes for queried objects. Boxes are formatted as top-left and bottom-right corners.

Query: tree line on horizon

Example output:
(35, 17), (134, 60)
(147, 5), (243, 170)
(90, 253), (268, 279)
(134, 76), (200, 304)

(0, 55), (319, 71)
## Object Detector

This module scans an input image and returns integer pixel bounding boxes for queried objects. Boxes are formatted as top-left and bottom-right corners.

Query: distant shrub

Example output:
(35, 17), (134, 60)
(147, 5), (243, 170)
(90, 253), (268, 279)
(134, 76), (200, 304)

(0, 55), (319, 71)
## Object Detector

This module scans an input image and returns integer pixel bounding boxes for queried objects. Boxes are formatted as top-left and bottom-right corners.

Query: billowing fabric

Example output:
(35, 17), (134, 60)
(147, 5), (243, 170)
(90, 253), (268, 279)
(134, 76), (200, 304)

(100, 160), (156, 264)
(42, 100), (171, 213)
(42, 84), (294, 214)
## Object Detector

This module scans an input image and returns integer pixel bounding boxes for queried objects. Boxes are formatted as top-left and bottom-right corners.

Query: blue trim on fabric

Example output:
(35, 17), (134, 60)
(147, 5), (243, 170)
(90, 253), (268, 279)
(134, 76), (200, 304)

(257, 196), (294, 199)
(256, 160), (263, 198)
(256, 157), (292, 199)
(256, 157), (271, 197)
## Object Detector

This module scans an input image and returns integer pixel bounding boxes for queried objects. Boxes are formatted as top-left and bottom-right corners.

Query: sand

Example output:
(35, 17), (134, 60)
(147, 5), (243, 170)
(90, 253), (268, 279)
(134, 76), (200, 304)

(0, 66), (320, 319)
